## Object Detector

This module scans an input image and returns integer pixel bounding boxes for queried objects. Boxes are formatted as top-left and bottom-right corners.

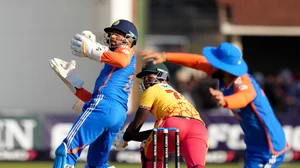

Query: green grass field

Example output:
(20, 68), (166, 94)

(1, 162), (300, 168)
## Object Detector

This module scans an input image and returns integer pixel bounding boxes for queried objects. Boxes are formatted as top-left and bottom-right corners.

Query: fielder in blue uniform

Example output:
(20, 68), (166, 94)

(52, 19), (138, 168)
(140, 42), (289, 168)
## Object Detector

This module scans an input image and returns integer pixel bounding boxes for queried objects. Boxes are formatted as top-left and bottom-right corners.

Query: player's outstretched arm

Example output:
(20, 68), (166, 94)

(49, 58), (92, 102)
(210, 75), (256, 109)
(112, 108), (150, 150)
(123, 107), (150, 141)
(112, 129), (152, 151)
(223, 76), (256, 109)
(70, 31), (109, 63)
(100, 46), (134, 68)
(139, 51), (213, 74)
(131, 129), (152, 142)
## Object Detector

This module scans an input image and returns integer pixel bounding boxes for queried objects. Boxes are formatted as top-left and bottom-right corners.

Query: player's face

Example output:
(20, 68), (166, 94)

(139, 73), (159, 91)
(212, 67), (238, 84)
(211, 67), (225, 80)
(143, 74), (158, 89)
(109, 30), (126, 48)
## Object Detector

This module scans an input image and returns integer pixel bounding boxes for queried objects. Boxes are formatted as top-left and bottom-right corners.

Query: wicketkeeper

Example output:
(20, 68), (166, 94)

(50, 19), (138, 168)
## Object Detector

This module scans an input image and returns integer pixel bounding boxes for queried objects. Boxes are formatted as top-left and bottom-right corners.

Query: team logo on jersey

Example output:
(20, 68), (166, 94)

(113, 20), (120, 26)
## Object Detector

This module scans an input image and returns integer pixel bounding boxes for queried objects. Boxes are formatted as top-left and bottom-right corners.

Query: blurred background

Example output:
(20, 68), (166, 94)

(0, 0), (300, 167)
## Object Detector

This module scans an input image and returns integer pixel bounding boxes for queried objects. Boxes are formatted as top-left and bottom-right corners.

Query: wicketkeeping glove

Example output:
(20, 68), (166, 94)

(49, 58), (84, 93)
(70, 31), (109, 62)
(81, 30), (96, 42)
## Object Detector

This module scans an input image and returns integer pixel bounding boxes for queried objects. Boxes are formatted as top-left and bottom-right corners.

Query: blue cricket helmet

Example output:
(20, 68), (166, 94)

(104, 19), (138, 45)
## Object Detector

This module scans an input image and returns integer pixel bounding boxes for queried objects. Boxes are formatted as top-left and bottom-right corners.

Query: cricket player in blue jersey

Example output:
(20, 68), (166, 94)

(140, 42), (289, 168)
(50, 19), (138, 168)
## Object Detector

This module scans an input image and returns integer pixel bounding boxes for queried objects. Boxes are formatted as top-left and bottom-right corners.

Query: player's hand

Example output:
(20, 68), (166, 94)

(112, 130), (128, 150)
(81, 30), (96, 42)
(139, 51), (167, 64)
(49, 58), (84, 94)
(71, 31), (96, 59)
(209, 88), (226, 107)
(70, 31), (109, 62)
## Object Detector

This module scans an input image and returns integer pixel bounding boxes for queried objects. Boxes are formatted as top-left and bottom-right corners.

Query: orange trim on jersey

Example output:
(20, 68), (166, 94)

(123, 75), (134, 91)
(251, 103), (289, 155)
(67, 145), (85, 154)
(98, 67), (116, 92)
(166, 52), (213, 75)
(101, 46), (134, 68)
(75, 88), (92, 102)
(224, 75), (256, 109)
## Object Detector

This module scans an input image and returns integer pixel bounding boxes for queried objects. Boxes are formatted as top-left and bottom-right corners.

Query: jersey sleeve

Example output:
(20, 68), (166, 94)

(166, 52), (213, 75)
(224, 75), (257, 109)
(139, 87), (157, 110)
(101, 45), (134, 68)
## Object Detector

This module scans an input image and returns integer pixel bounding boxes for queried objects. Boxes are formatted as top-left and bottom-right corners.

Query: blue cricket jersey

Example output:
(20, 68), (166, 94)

(219, 74), (288, 154)
(92, 54), (136, 110)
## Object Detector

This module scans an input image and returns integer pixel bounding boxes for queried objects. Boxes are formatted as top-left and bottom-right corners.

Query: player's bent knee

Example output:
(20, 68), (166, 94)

(55, 142), (67, 156)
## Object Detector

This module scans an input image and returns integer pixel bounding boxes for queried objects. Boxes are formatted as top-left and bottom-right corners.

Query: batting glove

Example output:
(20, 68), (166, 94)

(70, 31), (109, 62)
(49, 58), (84, 94)
(112, 130), (128, 150)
